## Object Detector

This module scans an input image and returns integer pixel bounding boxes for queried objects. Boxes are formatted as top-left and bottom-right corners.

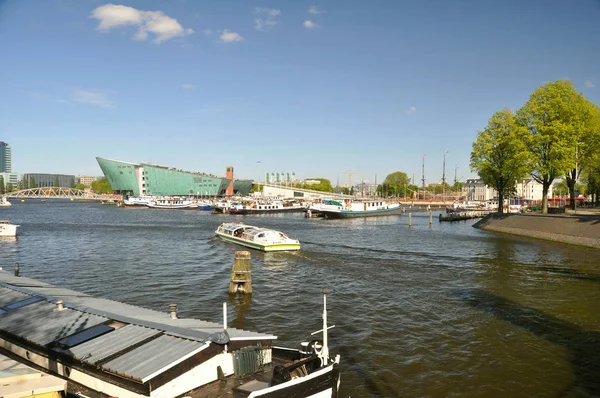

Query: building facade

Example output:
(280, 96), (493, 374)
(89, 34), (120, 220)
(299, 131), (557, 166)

(0, 142), (11, 173)
(22, 173), (76, 188)
(462, 178), (551, 203)
(0, 173), (18, 190)
(77, 175), (98, 186)
(96, 157), (253, 197)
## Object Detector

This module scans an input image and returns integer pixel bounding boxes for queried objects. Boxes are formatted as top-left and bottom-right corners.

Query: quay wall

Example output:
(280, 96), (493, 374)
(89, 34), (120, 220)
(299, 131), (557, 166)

(473, 213), (600, 249)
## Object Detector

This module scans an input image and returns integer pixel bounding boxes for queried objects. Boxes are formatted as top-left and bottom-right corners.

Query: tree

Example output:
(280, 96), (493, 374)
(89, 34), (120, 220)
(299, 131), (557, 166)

(74, 183), (87, 190)
(0, 175), (4, 194)
(54, 176), (60, 187)
(378, 171), (409, 198)
(91, 177), (113, 194)
(69, 178), (75, 188)
(563, 99), (600, 209)
(471, 108), (531, 213)
(517, 80), (585, 214)
(29, 176), (37, 189)
(6, 182), (12, 192)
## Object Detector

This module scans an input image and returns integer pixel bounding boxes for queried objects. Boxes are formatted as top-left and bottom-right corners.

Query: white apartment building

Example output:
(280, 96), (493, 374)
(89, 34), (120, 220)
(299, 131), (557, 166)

(463, 178), (551, 202)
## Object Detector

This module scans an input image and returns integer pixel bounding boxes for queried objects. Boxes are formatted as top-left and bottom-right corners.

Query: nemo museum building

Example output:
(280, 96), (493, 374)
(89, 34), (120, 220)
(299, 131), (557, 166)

(96, 157), (253, 197)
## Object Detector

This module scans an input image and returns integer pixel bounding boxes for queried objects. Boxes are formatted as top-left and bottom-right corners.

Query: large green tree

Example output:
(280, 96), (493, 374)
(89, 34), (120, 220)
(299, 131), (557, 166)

(471, 108), (531, 213)
(91, 177), (113, 194)
(54, 176), (60, 187)
(517, 80), (585, 214)
(563, 98), (600, 209)
(377, 171), (409, 197)
(29, 176), (37, 189)
(0, 175), (4, 194)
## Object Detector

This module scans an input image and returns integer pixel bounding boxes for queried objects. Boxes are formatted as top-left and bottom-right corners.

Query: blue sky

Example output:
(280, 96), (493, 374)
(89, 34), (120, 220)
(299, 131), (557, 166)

(1, 0), (599, 186)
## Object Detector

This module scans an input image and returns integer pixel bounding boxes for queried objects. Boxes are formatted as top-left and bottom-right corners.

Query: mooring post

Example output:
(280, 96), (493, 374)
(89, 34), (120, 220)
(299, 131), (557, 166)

(14, 263), (19, 277)
(408, 212), (412, 227)
(429, 210), (433, 225)
(229, 251), (252, 294)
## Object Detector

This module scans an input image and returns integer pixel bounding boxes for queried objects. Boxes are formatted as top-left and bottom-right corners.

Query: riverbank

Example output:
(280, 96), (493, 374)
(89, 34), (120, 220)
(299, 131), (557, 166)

(473, 211), (600, 249)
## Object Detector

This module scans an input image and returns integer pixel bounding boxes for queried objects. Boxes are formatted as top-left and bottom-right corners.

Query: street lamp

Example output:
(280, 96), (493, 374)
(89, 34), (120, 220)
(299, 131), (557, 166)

(256, 161), (262, 196)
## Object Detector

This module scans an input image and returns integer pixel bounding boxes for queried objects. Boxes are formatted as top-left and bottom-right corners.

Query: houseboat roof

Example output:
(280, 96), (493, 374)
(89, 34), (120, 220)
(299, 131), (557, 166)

(0, 270), (276, 386)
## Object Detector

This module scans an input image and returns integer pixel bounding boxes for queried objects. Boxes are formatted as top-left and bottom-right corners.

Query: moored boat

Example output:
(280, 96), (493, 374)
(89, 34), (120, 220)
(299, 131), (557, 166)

(0, 271), (341, 398)
(0, 197), (11, 207)
(0, 220), (19, 236)
(123, 195), (154, 207)
(229, 199), (307, 215)
(317, 199), (403, 219)
(197, 199), (214, 211)
(147, 197), (197, 210)
(215, 222), (301, 251)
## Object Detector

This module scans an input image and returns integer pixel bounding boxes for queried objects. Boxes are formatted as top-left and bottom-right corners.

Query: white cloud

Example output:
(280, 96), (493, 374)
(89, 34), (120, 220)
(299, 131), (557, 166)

(584, 80), (595, 88)
(182, 84), (194, 90)
(90, 4), (194, 43)
(308, 6), (325, 15)
(405, 106), (417, 115)
(26, 91), (70, 104)
(254, 8), (280, 31)
(203, 29), (213, 35)
(73, 89), (115, 108)
(303, 20), (318, 29)
(220, 29), (244, 43)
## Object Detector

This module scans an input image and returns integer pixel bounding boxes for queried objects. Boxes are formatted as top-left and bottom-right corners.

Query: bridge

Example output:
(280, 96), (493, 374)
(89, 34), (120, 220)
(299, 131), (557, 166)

(1, 188), (104, 201)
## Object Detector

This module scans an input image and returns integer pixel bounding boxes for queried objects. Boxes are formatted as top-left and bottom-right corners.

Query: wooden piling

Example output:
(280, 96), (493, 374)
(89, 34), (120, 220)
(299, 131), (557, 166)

(229, 251), (252, 294)
(14, 263), (19, 277)
(408, 213), (412, 227)
(429, 210), (433, 225)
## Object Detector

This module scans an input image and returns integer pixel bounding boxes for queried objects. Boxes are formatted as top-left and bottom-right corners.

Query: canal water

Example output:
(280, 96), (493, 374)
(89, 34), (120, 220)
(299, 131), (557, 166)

(1, 201), (599, 397)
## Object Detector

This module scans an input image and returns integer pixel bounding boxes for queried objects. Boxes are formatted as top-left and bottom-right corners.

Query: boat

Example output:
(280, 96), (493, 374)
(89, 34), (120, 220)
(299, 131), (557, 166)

(197, 199), (214, 211)
(123, 195), (154, 208)
(0, 220), (19, 236)
(147, 197), (197, 210)
(0, 271), (341, 398)
(228, 199), (307, 215)
(446, 201), (493, 214)
(215, 222), (301, 251)
(0, 197), (11, 207)
(316, 199), (404, 219)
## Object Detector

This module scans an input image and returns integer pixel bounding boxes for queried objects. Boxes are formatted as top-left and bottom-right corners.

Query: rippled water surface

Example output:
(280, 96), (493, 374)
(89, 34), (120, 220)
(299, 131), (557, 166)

(1, 201), (600, 397)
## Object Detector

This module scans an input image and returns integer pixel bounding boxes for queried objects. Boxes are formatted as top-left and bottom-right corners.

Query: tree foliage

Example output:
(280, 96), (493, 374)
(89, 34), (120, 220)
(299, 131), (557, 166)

(91, 177), (113, 194)
(0, 175), (4, 194)
(517, 80), (585, 213)
(471, 108), (531, 213)
(377, 171), (409, 197)
(293, 178), (334, 192)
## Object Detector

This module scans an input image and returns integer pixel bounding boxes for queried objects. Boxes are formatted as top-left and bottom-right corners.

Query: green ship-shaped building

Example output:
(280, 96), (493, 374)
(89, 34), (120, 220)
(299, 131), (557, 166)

(96, 157), (253, 197)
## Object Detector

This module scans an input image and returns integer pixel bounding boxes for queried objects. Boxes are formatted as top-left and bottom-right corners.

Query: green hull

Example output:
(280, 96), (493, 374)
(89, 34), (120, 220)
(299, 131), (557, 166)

(321, 207), (404, 218)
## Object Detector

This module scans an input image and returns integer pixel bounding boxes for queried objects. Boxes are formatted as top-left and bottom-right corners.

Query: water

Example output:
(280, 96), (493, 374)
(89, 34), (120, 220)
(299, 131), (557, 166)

(1, 201), (599, 397)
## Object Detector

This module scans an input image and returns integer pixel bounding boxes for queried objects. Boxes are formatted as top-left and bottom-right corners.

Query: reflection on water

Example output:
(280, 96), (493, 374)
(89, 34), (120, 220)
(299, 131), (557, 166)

(1, 202), (599, 397)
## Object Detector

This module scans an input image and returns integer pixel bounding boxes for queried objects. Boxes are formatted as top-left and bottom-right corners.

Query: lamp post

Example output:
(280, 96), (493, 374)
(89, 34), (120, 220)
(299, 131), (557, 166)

(256, 161), (261, 197)
(442, 151), (448, 203)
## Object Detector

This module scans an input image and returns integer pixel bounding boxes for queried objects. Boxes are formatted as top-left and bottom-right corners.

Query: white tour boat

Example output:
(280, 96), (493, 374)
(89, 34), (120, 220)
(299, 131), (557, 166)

(123, 195), (154, 207)
(0, 197), (11, 207)
(0, 220), (19, 236)
(215, 222), (301, 251)
(314, 199), (404, 219)
(147, 197), (197, 210)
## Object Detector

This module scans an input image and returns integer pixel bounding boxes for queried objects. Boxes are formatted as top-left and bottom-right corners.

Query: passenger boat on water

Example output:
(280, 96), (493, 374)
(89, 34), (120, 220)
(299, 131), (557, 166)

(215, 222), (301, 251)
(0, 220), (19, 236)
(123, 195), (154, 208)
(0, 271), (341, 398)
(314, 199), (403, 219)
(0, 197), (11, 207)
(147, 197), (197, 210)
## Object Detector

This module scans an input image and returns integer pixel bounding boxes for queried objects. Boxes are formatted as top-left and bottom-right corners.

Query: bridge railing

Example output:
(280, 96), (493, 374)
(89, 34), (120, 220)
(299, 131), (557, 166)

(1, 187), (104, 200)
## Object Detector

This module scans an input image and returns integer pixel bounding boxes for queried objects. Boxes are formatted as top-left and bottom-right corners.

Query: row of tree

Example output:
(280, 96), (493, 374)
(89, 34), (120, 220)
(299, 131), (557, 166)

(470, 80), (600, 214)
(376, 171), (464, 198)
(0, 176), (113, 194)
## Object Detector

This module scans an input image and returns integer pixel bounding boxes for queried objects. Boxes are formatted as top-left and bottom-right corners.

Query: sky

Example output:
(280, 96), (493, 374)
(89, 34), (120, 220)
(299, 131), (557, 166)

(0, 0), (599, 187)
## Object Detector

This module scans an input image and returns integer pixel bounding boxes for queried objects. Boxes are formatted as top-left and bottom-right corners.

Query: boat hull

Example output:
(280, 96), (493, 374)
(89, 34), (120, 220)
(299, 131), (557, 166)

(321, 207), (404, 219)
(216, 233), (301, 251)
(230, 207), (306, 215)
(0, 223), (19, 237)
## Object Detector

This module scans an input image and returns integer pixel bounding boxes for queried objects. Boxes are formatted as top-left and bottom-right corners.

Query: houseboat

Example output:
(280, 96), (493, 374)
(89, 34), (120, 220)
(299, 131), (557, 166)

(0, 220), (19, 236)
(315, 199), (403, 219)
(0, 271), (340, 397)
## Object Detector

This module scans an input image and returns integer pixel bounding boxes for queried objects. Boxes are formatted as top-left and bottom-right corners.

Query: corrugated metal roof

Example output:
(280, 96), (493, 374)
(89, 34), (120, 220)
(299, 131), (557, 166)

(66, 324), (162, 364)
(0, 286), (29, 306)
(101, 334), (207, 381)
(0, 301), (107, 346)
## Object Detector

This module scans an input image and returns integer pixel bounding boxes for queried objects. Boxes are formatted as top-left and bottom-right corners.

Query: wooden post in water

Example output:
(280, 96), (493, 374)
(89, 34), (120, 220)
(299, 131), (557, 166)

(429, 210), (433, 225)
(229, 251), (252, 294)
(408, 213), (412, 227)
(14, 263), (19, 277)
